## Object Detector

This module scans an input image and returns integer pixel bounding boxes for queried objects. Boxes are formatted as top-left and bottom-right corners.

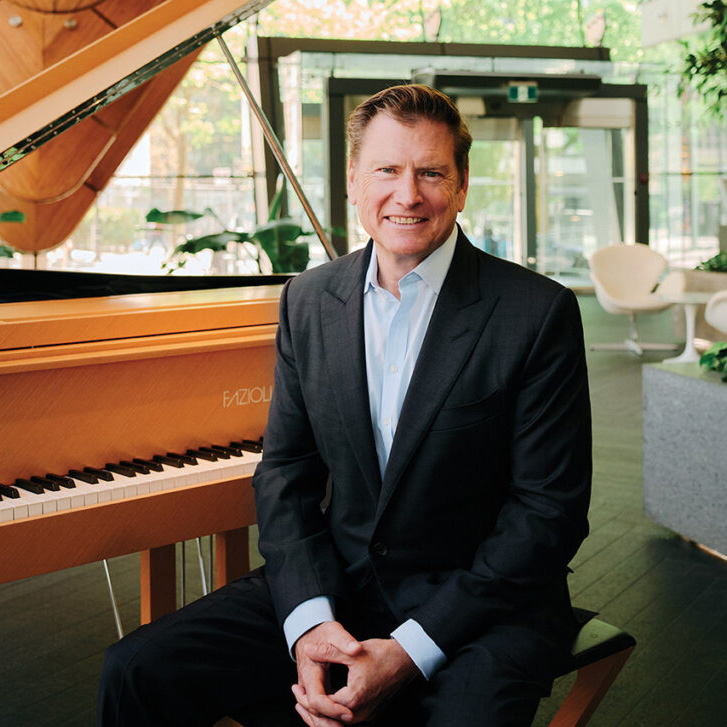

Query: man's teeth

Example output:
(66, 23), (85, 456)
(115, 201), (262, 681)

(388, 216), (424, 224)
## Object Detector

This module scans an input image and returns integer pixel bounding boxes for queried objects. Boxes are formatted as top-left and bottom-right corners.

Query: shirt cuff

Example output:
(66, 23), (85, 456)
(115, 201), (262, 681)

(282, 596), (336, 659)
(391, 619), (447, 680)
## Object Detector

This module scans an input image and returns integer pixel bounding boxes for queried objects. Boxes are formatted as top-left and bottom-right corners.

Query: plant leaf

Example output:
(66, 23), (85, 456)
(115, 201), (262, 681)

(172, 230), (252, 255)
(0, 210), (25, 223)
(0, 243), (15, 257)
(146, 207), (206, 225)
(267, 175), (286, 222)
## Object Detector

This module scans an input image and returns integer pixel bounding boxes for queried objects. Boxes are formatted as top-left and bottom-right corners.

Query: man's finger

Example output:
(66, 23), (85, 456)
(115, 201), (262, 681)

(294, 672), (354, 722)
(303, 641), (356, 666)
(295, 702), (346, 727)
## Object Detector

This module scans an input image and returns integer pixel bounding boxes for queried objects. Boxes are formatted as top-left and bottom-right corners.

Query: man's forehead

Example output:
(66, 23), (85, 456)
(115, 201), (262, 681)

(357, 113), (456, 157)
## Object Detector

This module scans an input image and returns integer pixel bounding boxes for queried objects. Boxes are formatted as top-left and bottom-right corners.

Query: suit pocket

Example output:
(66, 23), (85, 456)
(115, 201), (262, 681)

(430, 390), (502, 432)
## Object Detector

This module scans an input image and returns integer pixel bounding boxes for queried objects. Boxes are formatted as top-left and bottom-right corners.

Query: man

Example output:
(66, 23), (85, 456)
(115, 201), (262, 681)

(98, 84), (591, 727)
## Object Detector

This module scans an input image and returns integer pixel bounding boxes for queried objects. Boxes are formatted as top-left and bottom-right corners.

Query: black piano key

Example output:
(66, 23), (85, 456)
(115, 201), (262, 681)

(84, 466), (114, 482)
(105, 463), (136, 478)
(68, 469), (98, 484)
(121, 460), (150, 475)
(30, 475), (60, 492)
(153, 454), (184, 468)
(212, 444), (243, 458)
(14, 478), (44, 495)
(231, 439), (263, 453)
(0, 484), (20, 499)
(167, 451), (197, 465)
(200, 446), (229, 459)
(187, 448), (217, 462)
(133, 458), (163, 473)
(46, 473), (76, 489)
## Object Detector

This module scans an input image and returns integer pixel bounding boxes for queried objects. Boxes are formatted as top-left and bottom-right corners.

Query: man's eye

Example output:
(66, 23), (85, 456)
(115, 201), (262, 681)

(422, 170), (441, 178)
(379, 167), (395, 174)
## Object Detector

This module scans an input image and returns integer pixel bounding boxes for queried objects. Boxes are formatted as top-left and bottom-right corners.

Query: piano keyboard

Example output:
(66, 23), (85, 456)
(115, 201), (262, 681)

(0, 440), (263, 523)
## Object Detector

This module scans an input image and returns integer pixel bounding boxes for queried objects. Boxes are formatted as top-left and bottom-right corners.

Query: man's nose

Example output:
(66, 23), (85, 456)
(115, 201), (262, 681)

(394, 171), (423, 206)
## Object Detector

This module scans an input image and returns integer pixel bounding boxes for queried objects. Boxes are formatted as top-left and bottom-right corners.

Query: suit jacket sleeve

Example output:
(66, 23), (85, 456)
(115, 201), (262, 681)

(408, 285), (591, 655)
(252, 280), (347, 626)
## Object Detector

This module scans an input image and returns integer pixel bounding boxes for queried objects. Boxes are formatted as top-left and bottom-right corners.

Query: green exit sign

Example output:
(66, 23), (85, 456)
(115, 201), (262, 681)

(507, 82), (538, 103)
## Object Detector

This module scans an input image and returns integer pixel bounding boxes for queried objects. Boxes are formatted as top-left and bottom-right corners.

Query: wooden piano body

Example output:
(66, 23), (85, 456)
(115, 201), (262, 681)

(0, 283), (281, 622)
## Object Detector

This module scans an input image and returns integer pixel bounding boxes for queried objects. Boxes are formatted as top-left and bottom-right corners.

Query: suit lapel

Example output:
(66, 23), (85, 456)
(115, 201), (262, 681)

(375, 233), (500, 519)
(320, 242), (382, 498)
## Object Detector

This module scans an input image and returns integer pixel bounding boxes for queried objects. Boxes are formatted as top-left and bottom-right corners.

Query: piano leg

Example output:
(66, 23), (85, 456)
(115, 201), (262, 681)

(215, 527), (250, 588)
(138, 527), (250, 624)
(140, 544), (176, 624)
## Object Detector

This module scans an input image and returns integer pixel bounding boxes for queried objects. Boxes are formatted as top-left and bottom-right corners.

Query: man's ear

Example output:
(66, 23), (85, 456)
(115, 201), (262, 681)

(457, 166), (470, 212)
(347, 159), (357, 206)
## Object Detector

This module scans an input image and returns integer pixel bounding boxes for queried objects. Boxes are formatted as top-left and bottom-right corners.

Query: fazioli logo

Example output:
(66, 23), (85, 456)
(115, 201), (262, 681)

(223, 386), (273, 408)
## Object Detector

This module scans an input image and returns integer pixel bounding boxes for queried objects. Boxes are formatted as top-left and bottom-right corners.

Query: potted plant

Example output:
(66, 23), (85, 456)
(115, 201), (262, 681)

(151, 177), (321, 274)
(700, 341), (727, 380)
(0, 210), (24, 259)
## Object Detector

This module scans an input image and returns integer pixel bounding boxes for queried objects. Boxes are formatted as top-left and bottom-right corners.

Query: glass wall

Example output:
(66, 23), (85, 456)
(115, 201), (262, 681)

(3, 32), (727, 277)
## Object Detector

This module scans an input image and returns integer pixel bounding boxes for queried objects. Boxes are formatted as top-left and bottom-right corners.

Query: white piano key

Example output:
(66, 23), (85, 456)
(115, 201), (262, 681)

(1, 444), (263, 522)
(0, 499), (16, 522)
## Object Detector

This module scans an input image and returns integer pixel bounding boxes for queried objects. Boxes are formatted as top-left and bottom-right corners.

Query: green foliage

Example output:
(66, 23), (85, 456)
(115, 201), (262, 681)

(695, 251), (727, 271)
(172, 230), (253, 255)
(253, 220), (310, 273)
(146, 208), (208, 225)
(699, 341), (727, 380)
(156, 179), (315, 274)
(0, 210), (25, 223)
(680, 1), (727, 118)
(0, 210), (24, 257)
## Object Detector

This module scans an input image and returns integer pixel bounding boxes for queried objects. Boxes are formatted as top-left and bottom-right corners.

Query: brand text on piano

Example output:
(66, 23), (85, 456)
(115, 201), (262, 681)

(222, 386), (273, 408)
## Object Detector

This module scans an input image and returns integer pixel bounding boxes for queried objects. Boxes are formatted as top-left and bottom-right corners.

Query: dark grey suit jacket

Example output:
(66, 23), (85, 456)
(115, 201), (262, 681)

(253, 230), (591, 658)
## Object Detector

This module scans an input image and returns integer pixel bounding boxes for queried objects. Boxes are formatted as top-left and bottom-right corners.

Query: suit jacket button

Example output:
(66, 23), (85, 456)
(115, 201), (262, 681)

(372, 542), (388, 556)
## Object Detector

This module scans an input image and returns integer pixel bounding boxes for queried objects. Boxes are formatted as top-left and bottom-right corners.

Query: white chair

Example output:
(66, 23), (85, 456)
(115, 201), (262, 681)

(589, 244), (679, 356)
(705, 289), (727, 335)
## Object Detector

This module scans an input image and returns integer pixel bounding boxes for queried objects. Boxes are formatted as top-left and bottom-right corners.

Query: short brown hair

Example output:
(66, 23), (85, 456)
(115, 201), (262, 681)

(347, 84), (472, 186)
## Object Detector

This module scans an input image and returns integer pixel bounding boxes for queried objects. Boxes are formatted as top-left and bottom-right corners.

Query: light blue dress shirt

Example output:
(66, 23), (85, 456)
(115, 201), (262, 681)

(283, 227), (459, 679)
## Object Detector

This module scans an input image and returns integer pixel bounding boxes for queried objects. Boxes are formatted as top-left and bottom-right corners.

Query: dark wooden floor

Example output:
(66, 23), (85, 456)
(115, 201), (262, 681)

(2, 294), (727, 727)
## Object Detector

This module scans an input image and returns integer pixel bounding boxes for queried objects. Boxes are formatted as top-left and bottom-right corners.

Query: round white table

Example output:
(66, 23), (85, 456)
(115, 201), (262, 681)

(660, 291), (714, 364)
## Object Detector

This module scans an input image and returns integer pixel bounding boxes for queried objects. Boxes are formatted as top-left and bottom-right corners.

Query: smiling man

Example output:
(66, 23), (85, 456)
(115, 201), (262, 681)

(98, 85), (592, 727)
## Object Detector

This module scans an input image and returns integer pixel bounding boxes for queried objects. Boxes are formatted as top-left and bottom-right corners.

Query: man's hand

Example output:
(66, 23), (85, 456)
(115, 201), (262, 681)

(293, 621), (363, 726)
(294, 633), (419, 726)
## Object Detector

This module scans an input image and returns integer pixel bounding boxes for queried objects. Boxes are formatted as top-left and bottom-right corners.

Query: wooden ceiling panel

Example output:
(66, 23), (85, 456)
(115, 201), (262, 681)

(90, 0), (166, 30)
(0, 3), (46, 90)
(41, 5), (114, 67)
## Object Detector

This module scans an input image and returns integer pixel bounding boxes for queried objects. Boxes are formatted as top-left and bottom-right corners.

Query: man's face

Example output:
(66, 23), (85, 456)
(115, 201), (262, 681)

(347, 113), (468, 270)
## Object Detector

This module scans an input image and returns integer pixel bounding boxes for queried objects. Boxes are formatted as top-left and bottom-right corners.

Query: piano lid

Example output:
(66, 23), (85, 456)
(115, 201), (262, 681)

(0, 283), (283, 353)
(0, 0), (273, 170)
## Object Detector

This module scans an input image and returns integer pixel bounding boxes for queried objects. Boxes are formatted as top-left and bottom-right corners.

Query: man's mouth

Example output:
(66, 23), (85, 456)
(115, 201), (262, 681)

(387, 216), (426, 225)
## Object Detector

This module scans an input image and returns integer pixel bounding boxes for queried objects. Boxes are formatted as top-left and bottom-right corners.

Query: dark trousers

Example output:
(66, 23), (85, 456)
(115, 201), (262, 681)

(98, 570), (571, 727)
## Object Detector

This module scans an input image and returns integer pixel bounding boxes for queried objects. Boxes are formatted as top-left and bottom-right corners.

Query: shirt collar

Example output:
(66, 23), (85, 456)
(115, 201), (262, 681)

(364, 225), (458, 296)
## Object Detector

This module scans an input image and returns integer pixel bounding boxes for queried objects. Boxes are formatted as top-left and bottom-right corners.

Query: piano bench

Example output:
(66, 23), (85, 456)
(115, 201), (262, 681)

(548, 616), (636, 727)
(217, 617), (635, 727)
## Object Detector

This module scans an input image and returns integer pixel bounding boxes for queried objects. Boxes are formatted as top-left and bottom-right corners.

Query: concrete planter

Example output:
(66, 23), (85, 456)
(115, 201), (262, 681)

(643, 362), (727, 556)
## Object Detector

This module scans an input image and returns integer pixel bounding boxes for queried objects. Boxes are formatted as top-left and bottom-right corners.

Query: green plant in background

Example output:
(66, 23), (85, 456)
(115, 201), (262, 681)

(700, 341), (727, 380)
(680, 2), (727, 119)
(0, 210), (24, 257)
(695, 251), (727, 272)
(153, 177), (317, 274)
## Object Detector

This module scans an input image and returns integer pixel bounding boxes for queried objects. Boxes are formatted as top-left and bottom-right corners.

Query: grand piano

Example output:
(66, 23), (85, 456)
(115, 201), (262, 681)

(0, 0), (312, 624)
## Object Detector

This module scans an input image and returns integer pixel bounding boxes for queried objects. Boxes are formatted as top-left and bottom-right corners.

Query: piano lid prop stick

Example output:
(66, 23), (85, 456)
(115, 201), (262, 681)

(216, 35), (338, 261)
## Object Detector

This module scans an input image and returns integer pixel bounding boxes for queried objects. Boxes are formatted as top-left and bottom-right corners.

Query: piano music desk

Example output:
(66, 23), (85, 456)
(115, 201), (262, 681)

(0, 285), (282, 622)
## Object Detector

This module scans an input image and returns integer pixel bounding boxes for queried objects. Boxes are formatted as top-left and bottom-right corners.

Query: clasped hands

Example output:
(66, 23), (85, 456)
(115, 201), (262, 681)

(292, 621), (418, 726)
